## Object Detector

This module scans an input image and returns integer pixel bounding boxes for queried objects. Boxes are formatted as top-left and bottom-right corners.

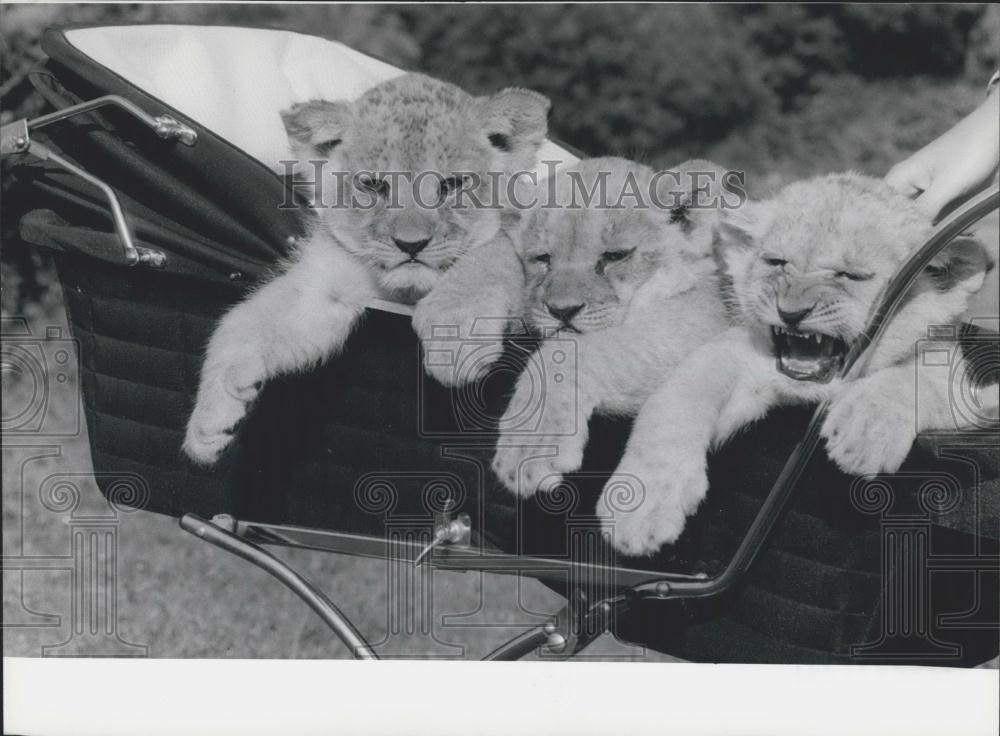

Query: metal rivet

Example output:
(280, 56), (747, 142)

(212, 514), (236, 532)
(196, 526), (206, 537)
(139, 250), (167, 268)
(545, 633), (566, 653)
(14, 136), (27, 149)
(153, 115), (198, 146)
(655, 581), (671, 597)
(543, 622), (556, 635)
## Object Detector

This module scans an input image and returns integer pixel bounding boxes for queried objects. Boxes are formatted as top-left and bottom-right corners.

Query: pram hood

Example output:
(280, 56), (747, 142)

(62, 25), (576, 176)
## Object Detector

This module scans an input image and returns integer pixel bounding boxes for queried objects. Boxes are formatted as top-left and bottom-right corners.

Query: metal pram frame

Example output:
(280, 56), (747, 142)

(4, 25), (998, 663)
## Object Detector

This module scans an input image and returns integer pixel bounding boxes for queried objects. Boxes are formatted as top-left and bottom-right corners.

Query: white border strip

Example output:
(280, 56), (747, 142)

(4, 658), (998, 736)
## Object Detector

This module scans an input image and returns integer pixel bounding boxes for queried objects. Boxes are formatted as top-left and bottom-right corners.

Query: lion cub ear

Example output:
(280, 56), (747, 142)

(658, 160), (746, 257)
(713, 200), (778, 276)
(656, 159), (739, 231)
(925, 237), (995, 294)
(479, 88), (550, 168)
(281, 99), (354, 160)
(716, 204), (758, 250)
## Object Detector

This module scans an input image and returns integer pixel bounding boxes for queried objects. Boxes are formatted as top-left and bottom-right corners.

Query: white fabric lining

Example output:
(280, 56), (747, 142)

(64, 25), (577, 176)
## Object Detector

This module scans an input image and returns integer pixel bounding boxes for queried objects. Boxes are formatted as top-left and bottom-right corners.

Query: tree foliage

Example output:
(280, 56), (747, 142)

(406, 4), (775, 158)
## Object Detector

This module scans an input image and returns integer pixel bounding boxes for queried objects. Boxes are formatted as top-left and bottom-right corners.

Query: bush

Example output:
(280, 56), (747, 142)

(836, 5), (983, 78)
(701, 76), (984, 194)
(728, 4), (985, 107)
(966, 4), (1000, 83)
(406, 4), (775, 158)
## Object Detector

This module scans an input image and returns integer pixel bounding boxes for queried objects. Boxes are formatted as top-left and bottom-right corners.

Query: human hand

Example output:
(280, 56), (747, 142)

(886, 91), (999, 220)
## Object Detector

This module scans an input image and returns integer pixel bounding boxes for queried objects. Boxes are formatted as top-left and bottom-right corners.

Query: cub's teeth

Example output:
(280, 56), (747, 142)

(813, 334), (822, 343)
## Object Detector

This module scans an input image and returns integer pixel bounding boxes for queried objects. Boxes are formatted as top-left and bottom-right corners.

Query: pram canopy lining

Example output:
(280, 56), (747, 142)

(65, 25), (578, 177)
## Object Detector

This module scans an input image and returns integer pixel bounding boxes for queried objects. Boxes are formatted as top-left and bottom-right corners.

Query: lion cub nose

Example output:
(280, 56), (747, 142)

(393, 237), (431, 257)
(777, 304), (814, 327)
(546, 302), (585, 324)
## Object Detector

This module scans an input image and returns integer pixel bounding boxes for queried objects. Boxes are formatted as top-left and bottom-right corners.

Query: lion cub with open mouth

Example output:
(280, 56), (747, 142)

(183, 73), (549, 465)
(604, 173), (996, 556)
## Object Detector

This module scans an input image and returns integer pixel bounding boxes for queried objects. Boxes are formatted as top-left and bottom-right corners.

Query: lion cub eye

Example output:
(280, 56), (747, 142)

(836, 271), (873, 282)
(669, 205), (689, 224)
(357, 175), (389, 197)
(440, 175), (472, 196)
(763, 256), (787, 267)
(601, 249), (635, 264)
(316, 139), (342, 156)
(530, 253), (551, 266)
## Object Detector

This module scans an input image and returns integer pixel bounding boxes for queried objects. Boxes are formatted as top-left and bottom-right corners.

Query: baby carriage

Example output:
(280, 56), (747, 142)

(5, 24), (998, 663)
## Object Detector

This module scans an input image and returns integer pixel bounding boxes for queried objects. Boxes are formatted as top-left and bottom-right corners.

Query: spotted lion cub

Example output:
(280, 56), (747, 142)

(417, 156), (739, 495)
(603, 173), (995, 555)
(183, 73), (549, 464)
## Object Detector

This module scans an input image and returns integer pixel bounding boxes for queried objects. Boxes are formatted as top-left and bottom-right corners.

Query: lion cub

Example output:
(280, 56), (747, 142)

(416, 156), (739, 495)
(183, 73), (549, 464)
(604, 173), (995, 555)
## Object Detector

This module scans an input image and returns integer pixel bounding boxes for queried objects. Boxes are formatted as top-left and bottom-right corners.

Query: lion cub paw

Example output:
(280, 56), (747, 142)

(822, 382), (916, 476)
(422, 337), (506, 388)
(182, 357), (265, 466)
(491, 370), (588, 497)
(413, 295), (509, 388)
(598, 454), (707, 556)
(491, 434), (587, 498)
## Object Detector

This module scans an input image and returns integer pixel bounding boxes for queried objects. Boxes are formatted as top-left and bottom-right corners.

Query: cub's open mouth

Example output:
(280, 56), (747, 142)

(770, 326), (847, 383)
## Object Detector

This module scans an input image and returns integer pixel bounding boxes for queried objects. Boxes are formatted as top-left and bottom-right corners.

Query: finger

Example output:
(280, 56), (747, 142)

(885, 161), (926, 200)
(915, 163), (992, 220)
(885, 163), (913, 192)
(915, 184), (958, 220)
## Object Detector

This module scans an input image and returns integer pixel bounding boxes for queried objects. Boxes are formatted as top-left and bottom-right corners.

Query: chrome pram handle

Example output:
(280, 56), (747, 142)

(1, 94), (198, 268)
